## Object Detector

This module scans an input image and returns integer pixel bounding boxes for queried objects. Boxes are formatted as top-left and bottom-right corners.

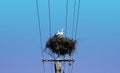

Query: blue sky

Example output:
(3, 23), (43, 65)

(0, 0), (120, 73)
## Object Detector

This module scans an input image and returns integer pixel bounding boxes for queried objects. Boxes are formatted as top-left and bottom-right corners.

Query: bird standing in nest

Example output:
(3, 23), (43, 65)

(56, 28), (64, 38)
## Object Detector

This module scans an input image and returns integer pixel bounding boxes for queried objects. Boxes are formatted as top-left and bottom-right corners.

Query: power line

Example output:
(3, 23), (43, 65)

(65, 0), (68, 37)
(42, 62), (46, 73)
(51, 62), (53, 73)
(71, 1), (77, 73)
(75, 0), (80, 40)
(35, 0), (45, 73)
(35, 0), (45, 58)
(71, 62), (74, 73)
(48, 0), (52, 37)
(36, 0), (43, 49)
(68, 62), (71, 73)
(72, 0), (76, 38)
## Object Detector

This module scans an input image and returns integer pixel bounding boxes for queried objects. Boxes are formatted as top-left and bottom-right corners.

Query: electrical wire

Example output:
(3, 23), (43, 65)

(47, 0), (54, 69)
(51, 61), (53, 73)
(71, 62), (74, 73)
(68, 62), (71, 73)
(42, 62), (46, 73)
(75, 0), (80, 40)
(36, 0), (43, 49)
(64, 56), (66, 73)
(65, 0), (68, 37)
(48, 0), (52, 38)
(70, 52), (75, 73)
(71, 1), (77, 72)
(35, 0), (45, 59)
(72, 0), (76, 38)
(71, 0), (81, 73)
(35, 0), (45, 73)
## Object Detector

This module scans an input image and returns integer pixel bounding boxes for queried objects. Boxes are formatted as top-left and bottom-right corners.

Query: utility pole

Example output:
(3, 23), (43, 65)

(42, 59), (74, 73)
(54, 61), (61, 73)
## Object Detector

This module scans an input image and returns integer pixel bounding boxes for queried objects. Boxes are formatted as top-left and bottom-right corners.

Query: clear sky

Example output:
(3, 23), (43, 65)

(0, 0), (120, 73)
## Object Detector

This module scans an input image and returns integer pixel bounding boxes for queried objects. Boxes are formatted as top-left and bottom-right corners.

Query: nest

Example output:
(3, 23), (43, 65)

(46, 35), (76, 56)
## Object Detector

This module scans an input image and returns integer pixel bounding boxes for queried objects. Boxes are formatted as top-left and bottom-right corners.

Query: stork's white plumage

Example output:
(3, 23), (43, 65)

(56, 28), (64, 37)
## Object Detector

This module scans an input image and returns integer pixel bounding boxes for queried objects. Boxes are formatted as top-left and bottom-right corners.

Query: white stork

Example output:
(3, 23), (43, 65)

(56, 28), (64, 37)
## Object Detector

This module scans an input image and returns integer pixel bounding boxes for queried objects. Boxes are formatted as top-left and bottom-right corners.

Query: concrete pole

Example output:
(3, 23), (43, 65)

(54, 61), (61, 73)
